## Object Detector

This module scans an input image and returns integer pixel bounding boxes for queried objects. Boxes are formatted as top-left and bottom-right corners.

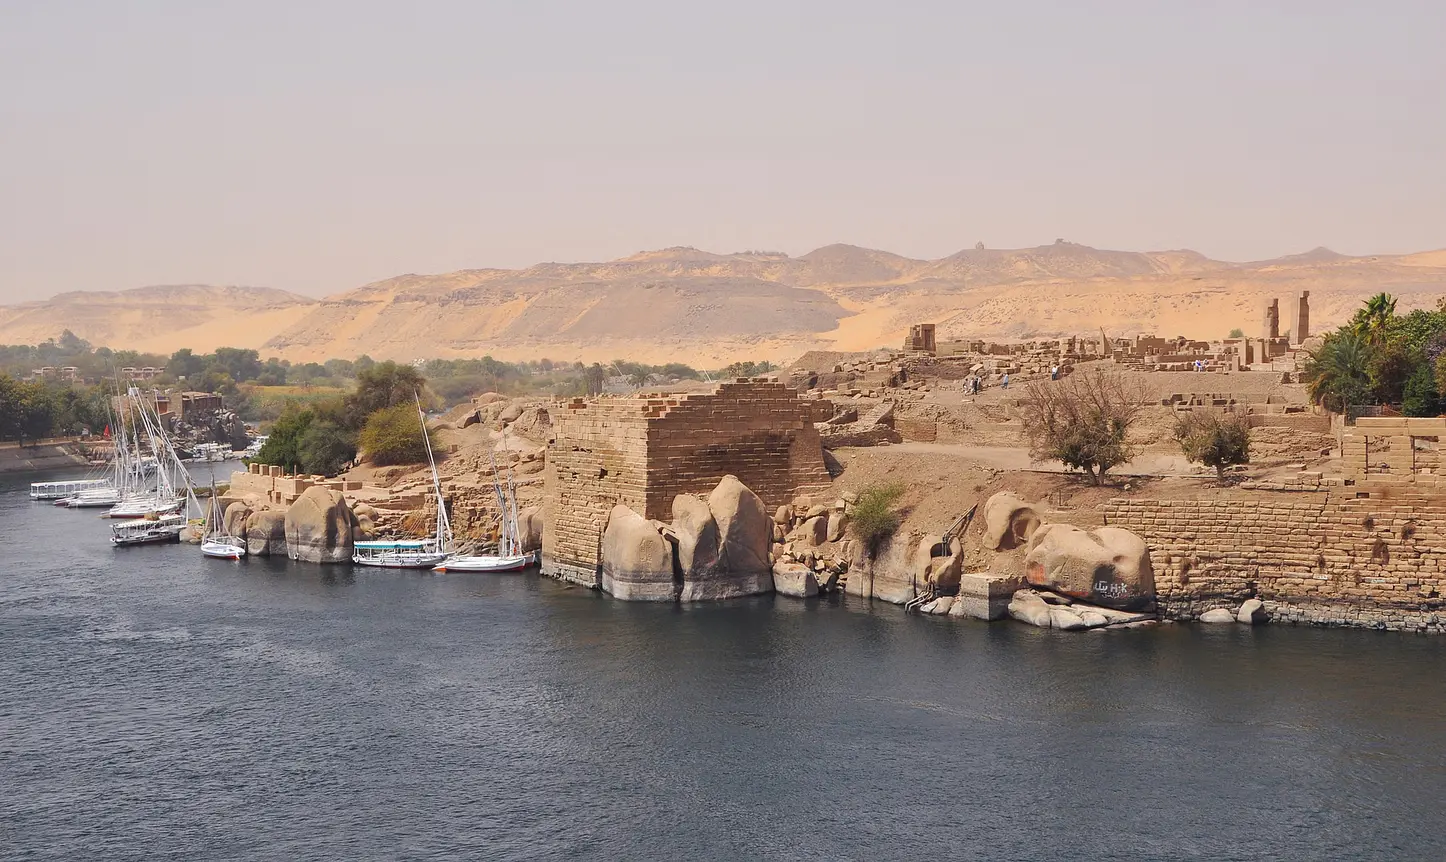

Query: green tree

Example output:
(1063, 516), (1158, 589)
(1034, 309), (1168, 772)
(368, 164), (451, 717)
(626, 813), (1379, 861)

(252, 405), (314, 473)
(297, 419), (356, 475)
(584, 363), (607, 396)
(1366, 340), (1416, 404)
(346, 361), (426, 427)
(211, 347), (263, 383)
(1302, 333), (1372, 413)
(168, 348), (206, 380)
(1174, 412), (1251, 478)
(358, 403), (433, 466)
(1402, 363), (1440, 417)
(1228, 328), (1245, 339)
(1351, 293), (1398, 346)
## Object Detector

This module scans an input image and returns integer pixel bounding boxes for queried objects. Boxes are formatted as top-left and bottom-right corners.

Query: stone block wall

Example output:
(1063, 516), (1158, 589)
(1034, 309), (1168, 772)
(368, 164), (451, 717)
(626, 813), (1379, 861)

(543, 399), (651, 586)
(1343, 417), (1446, 483)
(543, 380), (831, 588)
(1105, 489), (1446, 631)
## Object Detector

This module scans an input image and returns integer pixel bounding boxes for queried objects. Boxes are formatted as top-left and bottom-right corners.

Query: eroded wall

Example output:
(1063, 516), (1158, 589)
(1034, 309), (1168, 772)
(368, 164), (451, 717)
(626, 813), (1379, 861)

(1105, 488), (1446, 631)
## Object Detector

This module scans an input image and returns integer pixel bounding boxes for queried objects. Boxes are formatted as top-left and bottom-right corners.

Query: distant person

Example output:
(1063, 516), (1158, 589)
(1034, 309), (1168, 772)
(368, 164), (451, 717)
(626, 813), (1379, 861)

(1050, 364), (1058, 380)
(1001, 372), (1009, 389)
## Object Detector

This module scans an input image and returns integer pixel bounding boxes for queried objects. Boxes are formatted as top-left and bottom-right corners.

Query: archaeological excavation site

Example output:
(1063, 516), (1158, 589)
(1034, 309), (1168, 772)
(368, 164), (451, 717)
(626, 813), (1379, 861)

(209, 293), (1446, 634)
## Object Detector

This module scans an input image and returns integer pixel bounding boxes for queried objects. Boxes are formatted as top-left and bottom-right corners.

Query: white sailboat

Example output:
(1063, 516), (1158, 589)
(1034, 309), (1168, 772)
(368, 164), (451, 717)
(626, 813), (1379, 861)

(353, 393), (452, 569)
(106, 388), (185, 519)
(201, 479), (246, 560)
(434, 428), (534, 573)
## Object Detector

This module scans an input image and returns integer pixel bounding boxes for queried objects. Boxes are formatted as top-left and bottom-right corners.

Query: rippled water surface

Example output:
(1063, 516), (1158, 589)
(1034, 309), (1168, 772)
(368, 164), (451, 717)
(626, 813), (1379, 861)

(3, 470), (1445, 861)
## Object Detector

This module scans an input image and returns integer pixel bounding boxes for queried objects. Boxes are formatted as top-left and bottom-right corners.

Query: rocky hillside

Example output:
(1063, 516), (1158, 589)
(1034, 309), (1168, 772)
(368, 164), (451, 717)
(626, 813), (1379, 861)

(4, 242), (1445, 364)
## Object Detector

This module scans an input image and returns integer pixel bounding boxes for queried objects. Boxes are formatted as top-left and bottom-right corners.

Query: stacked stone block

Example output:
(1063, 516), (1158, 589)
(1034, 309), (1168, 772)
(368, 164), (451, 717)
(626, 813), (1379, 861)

(543, 380), (832, 588)
(1105, 490), (1446, 631)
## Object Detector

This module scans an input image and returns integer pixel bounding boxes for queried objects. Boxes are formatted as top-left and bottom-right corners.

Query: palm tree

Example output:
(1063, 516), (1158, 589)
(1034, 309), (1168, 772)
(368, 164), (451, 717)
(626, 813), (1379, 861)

(1303, 332), (1372, 413)
(1352, 293), (1398, 345)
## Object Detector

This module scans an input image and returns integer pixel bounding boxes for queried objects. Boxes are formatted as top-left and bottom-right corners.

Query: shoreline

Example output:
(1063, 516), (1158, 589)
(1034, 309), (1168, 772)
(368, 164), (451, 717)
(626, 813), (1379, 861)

(0, 441), (92, 474)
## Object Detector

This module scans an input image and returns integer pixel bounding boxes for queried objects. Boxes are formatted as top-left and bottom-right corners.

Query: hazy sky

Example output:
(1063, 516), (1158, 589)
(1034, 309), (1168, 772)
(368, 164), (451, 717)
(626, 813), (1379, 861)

(2, 1), (1444, 303)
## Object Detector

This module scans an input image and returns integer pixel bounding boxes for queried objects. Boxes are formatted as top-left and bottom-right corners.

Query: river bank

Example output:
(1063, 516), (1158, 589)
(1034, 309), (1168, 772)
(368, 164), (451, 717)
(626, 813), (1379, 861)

(2, 469), (1445, 860)
(0, 439), (92, 473)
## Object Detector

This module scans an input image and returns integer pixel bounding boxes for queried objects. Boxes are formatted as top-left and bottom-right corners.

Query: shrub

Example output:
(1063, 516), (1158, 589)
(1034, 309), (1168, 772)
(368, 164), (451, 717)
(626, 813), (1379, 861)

(849, 482), (906, 558)
(297, 419), (356, 476)
(1017, 369), (1149, 484)
(1402, 363), (1440, 417)
(358, 403), (434, 466)
(1174, 412), (1251, 478)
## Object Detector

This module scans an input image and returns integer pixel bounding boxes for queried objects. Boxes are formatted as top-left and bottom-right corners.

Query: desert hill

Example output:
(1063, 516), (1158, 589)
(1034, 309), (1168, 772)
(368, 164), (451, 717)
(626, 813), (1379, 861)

(3, 241), (1445, 365)
(0, 285), (315, 356)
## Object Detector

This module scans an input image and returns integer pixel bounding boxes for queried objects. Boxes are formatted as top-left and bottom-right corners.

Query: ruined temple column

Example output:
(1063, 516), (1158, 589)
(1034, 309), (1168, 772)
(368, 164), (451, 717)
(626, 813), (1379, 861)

(1262, 298), (1279, 341)
(1295, 291), (1310, 344)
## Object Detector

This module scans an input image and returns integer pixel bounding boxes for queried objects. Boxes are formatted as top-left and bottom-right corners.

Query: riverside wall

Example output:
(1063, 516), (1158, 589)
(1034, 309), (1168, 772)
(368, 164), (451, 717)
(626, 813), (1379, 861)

(1104, 487), (1446, 632)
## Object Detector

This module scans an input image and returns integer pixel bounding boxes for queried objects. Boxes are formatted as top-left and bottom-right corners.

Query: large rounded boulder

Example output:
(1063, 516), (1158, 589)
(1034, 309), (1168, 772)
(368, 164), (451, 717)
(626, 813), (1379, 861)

(245, 509), (288, 557)
(222, 501), (253, 539)
(982, 492), (1043, 551)
(699, 475), (773, 599)
(284, 487), (360, 564)
(1023, 523), (1154, 610)
(672, 494), (721, 579)
(600, 505), (677, 601)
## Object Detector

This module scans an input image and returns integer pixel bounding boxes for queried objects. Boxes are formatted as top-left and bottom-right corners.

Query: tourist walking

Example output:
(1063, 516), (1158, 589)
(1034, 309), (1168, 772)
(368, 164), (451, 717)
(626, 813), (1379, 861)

(1001, 372), (1009, 389)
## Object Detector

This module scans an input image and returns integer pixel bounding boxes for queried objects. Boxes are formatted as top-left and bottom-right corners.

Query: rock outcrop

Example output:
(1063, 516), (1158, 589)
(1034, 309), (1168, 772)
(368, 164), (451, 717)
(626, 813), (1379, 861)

(913, 535), (963, 592)
(222, 501), (253, 539)
(284, 487), (360, 564)
(245, 509), (288, 557)
(771, 562), (820, 598)
(672, 494), (722, 581)
(1023, 523), (1154, 611)
(600, 505), (677, 601)
(982, 492), (1043, 551)
(695, 475), (773, 599)
(516, 505), (544, 553)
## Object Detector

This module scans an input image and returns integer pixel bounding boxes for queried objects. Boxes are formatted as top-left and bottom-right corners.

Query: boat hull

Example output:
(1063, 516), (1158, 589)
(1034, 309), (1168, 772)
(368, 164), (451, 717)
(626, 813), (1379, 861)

(353, 552), (451, 569)
(111, 527), (184, 547)
(434, 554), (533, 573)
(202, 540), (247, 560)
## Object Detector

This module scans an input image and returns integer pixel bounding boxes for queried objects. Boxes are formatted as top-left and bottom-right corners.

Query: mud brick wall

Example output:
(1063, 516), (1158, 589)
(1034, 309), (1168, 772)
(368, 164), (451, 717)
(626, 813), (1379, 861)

(544, 380), (831, 588)
(1105, 489), (1446, 631)
(894, 416), (938, 443)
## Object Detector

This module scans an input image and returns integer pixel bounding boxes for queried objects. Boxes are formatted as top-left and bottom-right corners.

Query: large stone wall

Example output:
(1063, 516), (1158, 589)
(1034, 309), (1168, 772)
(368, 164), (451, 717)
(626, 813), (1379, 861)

(543, 379), (831, 588)
(1105, 488), (1446, 631)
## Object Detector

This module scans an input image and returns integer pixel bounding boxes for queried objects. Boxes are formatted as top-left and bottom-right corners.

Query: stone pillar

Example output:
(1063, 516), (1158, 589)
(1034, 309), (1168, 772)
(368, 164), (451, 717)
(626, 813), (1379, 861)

(1262, 299), (1279, 340)
(1295, 291), (1310, 344)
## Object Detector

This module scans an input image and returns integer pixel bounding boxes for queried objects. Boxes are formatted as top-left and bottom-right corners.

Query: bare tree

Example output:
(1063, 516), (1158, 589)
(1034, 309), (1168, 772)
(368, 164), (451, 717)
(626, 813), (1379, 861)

(1016, 368), (1150, 485)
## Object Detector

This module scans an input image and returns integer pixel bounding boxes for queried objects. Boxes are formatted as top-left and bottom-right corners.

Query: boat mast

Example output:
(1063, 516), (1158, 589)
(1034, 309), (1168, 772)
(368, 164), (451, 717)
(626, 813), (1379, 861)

(414, 390), (451, 552)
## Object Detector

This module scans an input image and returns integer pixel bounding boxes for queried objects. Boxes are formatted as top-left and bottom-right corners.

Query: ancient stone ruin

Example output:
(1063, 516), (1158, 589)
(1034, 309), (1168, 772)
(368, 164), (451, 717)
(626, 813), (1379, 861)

(543, 379), (832, 588)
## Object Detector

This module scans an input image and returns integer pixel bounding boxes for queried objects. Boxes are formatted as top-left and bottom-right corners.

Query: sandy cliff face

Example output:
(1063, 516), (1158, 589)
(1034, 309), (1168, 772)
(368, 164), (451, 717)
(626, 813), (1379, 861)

(4, 242), (1445, 364)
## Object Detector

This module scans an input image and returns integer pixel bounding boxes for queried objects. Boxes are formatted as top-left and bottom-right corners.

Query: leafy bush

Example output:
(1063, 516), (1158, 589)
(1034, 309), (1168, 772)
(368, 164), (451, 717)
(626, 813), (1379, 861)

(849, 482), (906, 558)
(358, 403), (433, 466)
(1174, 412), (1251, 478)
(1402, 363), (1440, 417)
(297, 419), (356, 476)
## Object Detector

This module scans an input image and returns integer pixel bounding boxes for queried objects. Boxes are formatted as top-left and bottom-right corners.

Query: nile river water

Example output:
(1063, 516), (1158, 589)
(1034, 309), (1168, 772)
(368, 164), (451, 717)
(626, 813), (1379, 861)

(2, 469), (1445, 861)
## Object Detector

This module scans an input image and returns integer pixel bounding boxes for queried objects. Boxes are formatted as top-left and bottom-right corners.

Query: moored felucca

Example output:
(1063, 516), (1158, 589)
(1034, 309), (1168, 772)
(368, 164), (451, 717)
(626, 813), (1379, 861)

(353, 392), (452, 569)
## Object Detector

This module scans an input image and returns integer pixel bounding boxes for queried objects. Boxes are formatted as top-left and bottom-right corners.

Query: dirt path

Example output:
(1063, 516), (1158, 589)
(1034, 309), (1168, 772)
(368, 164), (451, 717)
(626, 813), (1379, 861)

(880, 442), (1203, 478)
